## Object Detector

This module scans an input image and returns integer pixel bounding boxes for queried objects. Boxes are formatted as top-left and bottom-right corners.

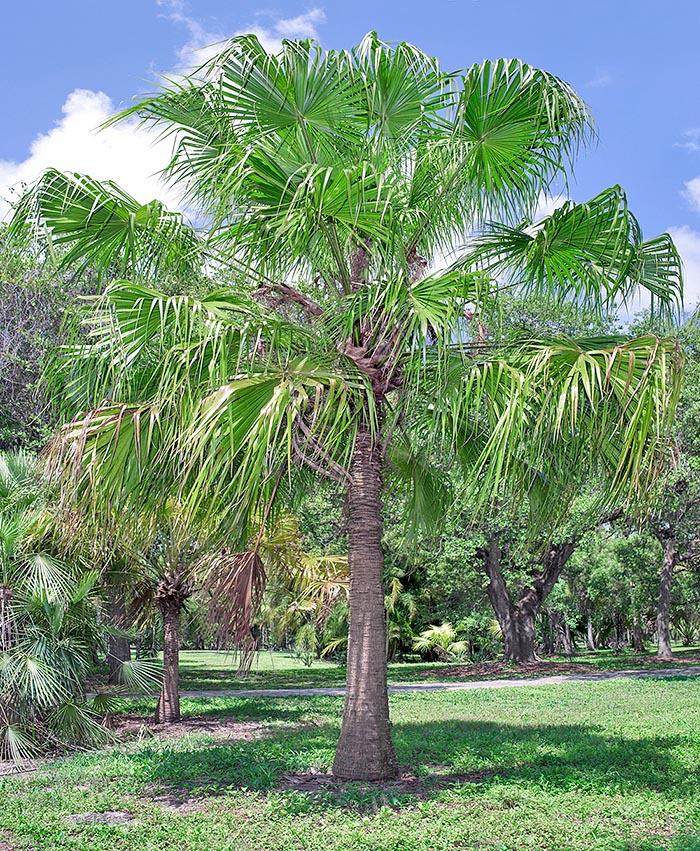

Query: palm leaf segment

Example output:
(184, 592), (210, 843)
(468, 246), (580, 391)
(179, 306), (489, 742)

(9, 33), (683, 527)
(466, 186), (682, 317)
(10, 168), (202, 281)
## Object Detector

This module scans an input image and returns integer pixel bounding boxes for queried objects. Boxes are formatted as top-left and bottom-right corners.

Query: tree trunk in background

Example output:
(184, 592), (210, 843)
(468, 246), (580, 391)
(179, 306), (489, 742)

(106, 592), (131, 686)
(614, 612), (625, 650)
(632, 616), (646, 653)
(502, 605), (538, 663)
(481, 535), (576, 664)
(155, 593), (184, 724)
(586, 611), (596, 651)
(332, 426), (398, 781)
(656, 537), (676, 661)
(563, 621), (574, 656)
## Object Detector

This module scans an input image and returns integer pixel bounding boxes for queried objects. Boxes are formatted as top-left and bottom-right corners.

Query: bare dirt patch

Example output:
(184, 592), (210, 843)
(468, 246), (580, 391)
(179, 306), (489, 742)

(277, 764), (495, 804)
(0, 832), (15, 851)
(111, 715), (268, 743)
(65, 811), (136, 826)
(420, 661), (591, 679)
(625, 652), (700, 666)
(148, 791), (212, 814)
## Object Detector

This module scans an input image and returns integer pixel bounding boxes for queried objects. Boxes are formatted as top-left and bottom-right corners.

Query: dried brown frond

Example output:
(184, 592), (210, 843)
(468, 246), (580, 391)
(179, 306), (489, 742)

(202, 550), (266, 665)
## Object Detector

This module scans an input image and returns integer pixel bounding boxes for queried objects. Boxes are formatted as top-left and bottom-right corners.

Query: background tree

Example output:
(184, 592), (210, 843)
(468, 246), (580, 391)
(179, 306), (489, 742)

(0, 451), (157, 762)
(0, 227), (79, 450)
(629, 314), (700, 659)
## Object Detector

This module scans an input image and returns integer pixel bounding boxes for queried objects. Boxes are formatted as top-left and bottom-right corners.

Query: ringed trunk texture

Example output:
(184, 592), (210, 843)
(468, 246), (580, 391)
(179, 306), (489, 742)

(106, 592), (131, 686)
(155, 596), (183, 724)
(0, 584), (13, 651)
(332, 427), (398, 781)
(656, 538), (676, 661)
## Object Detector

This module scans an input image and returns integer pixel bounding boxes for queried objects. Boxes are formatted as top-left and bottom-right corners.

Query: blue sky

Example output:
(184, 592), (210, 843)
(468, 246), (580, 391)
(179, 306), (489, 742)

(2, 0), (700, 300)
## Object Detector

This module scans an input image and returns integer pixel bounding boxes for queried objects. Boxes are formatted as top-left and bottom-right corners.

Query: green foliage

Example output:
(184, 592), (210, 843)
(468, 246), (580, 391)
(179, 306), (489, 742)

(0, 451), (159, 762)
(412, 622), (468, 661)
(10, 33), (682, 543)
(0, 226), (77, 450)
(293, 622), (318, 667)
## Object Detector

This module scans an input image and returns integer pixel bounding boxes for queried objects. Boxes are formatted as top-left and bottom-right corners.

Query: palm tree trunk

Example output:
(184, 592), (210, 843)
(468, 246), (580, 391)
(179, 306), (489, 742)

(155, 595), (183, 724)
(657, 538), (676, 661)
(106, 591), (131, 686)
(0, 585), (13, 651)
(332, 426), (398, 781)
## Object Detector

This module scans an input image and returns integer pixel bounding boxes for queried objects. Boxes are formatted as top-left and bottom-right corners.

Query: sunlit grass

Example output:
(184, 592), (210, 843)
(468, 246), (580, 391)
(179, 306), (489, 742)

(3, 678), (700, 850)
(172, 646), (700, 692)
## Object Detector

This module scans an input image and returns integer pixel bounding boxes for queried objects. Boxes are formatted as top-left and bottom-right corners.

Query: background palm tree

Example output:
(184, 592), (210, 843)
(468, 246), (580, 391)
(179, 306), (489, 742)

(0, 451), (158, 762)
(413, 622), (468, 662)
(10, 34), (682, 779)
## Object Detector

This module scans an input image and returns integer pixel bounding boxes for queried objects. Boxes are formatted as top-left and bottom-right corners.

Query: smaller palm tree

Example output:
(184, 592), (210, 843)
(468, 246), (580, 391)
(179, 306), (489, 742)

(0, 452), (155, 762)
(384, 569), (419, 661)
(412, 622), (468, 662)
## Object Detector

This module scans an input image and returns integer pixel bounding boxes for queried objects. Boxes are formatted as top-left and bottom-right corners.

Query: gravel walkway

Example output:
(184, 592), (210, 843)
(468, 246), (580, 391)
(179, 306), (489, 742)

(180, 665), (700, 699)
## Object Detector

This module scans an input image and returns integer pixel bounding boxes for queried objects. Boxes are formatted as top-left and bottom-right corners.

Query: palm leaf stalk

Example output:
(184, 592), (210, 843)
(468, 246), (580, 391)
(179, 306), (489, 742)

(10, 33), (683, 779)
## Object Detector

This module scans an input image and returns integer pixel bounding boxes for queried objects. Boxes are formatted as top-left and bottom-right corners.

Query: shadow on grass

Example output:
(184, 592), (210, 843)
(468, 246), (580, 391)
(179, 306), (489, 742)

(118, 710), (700, 813)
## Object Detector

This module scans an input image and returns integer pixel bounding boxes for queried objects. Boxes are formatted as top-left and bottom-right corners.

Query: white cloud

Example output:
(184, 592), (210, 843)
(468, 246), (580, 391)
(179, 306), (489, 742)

(584, 71), (613, 89)
(669, 225), (700, 312)
(270, 9), (326, 41)
(533, 192), (568, 221)
(158, 1), (326, 67)
(0, 89), (183, 221)
(675, 128), (700, 154)
(683, 176), (700, 214)
(0, 4), (329, 224)
(156, 0), (225, 67)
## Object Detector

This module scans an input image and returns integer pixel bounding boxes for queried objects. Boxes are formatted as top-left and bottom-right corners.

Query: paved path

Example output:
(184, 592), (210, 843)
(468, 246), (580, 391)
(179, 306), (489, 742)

(180, 665), (700, 699)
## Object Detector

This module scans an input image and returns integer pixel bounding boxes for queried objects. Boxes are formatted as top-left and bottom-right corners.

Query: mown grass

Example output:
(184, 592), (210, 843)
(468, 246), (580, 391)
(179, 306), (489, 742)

(175, 646), (700, 692)
(3, 678), (700, 850)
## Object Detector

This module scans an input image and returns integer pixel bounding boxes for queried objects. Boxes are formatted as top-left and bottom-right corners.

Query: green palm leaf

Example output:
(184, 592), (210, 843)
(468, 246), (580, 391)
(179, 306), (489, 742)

(9, 168), (203, 281)
(463, 187), (682, 316)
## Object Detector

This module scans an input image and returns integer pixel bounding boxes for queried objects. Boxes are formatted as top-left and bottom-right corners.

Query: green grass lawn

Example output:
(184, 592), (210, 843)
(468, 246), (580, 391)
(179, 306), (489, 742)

(3, 678), (700, 850)
(174, 646), (700, 692)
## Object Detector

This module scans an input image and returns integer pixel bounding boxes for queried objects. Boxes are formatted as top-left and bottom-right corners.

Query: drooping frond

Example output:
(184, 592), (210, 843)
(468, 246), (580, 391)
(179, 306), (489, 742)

(427, 335), (681, 519)
(462, 187), (682, 318)
(455, 59), (594, 221)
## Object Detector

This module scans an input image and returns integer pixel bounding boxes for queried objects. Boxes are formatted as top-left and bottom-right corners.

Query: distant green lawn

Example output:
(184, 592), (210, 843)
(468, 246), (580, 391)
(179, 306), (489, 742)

(3, 678), (700, 850)
(174, 646), (700, 692)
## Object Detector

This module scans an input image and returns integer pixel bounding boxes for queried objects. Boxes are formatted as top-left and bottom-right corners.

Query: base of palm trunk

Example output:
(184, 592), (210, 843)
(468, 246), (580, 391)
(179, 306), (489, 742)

(332, 711), (398, 780)
(154, 687), (180, 723)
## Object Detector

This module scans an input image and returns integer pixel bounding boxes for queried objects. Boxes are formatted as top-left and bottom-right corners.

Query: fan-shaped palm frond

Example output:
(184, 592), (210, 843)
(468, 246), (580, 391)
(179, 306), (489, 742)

(9, 169), (203, 282)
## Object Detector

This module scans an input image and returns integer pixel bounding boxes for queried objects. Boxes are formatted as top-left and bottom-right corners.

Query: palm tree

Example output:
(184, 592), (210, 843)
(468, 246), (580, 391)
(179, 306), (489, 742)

(107, 505), (265, 724)
(10, 35), (682, 779)
(0, 451), (158, 761)
(0, 451), (69, 653)
(413, 622), (468, 662)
